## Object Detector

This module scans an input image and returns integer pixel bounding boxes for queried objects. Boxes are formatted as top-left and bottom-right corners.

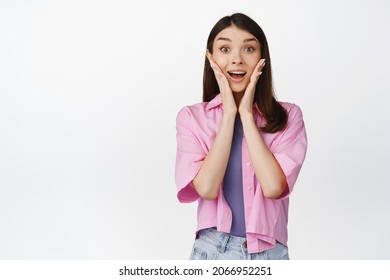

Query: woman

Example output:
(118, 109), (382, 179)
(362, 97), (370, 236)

(175, 13), (307, 260)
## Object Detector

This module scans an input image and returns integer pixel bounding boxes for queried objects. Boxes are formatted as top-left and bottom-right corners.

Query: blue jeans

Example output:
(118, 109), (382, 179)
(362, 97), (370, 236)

(189, 228), (289, 260)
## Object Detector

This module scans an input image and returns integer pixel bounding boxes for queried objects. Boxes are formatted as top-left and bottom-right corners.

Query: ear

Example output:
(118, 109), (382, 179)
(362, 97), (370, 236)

(205, 49), (213, 61)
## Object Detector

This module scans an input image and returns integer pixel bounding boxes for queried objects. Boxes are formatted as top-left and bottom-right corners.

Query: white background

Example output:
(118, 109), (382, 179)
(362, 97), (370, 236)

(0, 0), (389, 260)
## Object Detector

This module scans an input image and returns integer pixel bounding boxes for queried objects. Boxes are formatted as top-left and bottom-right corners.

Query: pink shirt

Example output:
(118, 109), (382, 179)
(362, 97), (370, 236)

(175, 94), (307, 253)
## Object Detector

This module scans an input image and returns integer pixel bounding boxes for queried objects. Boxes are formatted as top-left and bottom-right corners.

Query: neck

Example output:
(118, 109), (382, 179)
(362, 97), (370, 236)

(233, 92), (244, 106)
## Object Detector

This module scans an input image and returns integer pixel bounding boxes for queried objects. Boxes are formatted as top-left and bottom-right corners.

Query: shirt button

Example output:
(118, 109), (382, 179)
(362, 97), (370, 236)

(246, 162), (251, 167)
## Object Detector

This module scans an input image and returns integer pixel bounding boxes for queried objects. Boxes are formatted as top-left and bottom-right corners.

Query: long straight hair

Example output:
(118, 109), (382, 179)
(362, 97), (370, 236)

(203, 13), (287, 133)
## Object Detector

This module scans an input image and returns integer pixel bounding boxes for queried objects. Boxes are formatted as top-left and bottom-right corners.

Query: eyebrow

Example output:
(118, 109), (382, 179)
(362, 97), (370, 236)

(216, 37), (258, 43)
(244, 38), (258, 43)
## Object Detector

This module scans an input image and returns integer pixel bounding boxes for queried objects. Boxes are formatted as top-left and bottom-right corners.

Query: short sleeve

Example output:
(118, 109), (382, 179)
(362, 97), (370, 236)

(273, 104), (308, 199)
(175, 107), (205, 203)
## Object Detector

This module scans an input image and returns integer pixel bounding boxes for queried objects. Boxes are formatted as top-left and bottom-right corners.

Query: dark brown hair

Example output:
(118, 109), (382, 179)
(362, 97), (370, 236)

(203, 13), (287, 133)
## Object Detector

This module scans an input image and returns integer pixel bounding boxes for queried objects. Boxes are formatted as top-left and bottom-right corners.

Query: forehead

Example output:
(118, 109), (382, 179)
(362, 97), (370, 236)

(214, 25), (257, 43)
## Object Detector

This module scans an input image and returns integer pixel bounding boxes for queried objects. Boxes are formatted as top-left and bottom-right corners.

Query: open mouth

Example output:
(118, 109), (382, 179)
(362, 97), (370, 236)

(228, 71), (247, 80)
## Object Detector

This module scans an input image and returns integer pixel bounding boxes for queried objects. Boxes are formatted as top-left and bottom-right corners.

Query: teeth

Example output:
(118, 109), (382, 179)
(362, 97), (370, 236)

(230, 71), (245, 75)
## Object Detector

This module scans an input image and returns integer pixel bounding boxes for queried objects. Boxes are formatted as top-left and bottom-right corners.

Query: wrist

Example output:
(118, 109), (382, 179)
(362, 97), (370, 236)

(222, 111), (237, 121)
(239, 109), (253, 118)
(222, 106), (237, 117)
(239, 111), (255, 124)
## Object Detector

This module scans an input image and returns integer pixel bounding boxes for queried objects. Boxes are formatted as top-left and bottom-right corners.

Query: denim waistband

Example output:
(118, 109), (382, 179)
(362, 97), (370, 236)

(197, 228), (247, 254)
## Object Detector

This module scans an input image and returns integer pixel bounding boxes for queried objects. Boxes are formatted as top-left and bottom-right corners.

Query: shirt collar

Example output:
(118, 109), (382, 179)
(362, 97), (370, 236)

(205, 94), (222, 111)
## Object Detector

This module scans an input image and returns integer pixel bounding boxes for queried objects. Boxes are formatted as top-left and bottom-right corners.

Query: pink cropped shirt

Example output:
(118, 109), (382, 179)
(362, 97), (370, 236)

(175, 94), (307, 253)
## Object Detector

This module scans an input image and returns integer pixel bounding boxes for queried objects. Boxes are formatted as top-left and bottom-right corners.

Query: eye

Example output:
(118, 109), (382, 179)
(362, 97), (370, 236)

(244, 46), (255, 52)
(220, 47), (229, 53)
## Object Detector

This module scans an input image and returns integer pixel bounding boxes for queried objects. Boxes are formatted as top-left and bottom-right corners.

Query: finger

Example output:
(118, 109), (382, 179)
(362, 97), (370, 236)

(210, 59), (223, 75)
(250, 59), (265, 81)
(260, 59), (266, 71)
(205, 50), (233, 94)
(210, 62), (220, 75)
(257, 58), (266, 72)
(206, 49), (218, 72)
(205, 50), (224, 73)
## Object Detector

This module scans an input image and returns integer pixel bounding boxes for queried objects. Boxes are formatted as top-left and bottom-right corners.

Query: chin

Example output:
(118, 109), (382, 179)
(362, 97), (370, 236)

(230, 80), (250, 92)
(231, 85), (247, 94)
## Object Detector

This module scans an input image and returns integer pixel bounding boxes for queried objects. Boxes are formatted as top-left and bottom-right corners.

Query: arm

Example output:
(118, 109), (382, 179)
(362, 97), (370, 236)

(240, 113), (287, 199)
(238, 59), (286, 199)
(192, 52), (238, 200)
(192, 113), (235, 200)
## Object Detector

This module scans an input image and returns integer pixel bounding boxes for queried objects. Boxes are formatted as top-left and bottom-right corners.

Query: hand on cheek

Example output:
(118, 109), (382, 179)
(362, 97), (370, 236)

(206, 50), (237, 115)
(239, 58), (266, 114)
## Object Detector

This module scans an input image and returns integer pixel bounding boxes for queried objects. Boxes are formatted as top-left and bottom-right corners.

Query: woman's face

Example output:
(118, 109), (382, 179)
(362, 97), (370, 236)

(210, 25), (261, 94)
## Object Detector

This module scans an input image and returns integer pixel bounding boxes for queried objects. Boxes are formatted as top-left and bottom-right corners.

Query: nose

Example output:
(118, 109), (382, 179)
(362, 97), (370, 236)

(231, 51), (243, 65)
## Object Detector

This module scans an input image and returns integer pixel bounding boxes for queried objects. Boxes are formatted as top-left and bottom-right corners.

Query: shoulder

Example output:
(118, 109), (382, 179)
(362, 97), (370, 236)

(177, 94), (222, 123)
(176, 101), (210, 122)
(279, 101), (304, 121)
